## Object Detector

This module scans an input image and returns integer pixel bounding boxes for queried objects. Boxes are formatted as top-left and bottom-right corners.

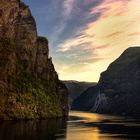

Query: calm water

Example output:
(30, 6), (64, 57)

(1, 111), (140, 140)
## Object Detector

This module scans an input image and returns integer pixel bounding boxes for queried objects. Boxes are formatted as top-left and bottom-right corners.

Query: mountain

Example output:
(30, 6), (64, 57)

(71, 47), (140, 117)
(94, 47), (140, 116)
(63, 80), (96, 107)
(0, 0), (68, 120)
(71, 86), (98, 111)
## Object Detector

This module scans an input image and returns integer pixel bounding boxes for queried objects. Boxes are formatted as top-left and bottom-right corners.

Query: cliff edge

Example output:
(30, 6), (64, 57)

(0, 0), (68, 120)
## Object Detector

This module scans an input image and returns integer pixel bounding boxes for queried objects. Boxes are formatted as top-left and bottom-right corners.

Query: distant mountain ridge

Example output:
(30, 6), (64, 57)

(63, 80), (96, 107)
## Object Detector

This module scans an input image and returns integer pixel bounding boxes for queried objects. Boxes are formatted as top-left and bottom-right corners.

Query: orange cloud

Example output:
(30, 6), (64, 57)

(95, 44), (110, 49)
(128, 32), (140, 36)
(105, 32), (123, 38)
(57, 0), (140, 82)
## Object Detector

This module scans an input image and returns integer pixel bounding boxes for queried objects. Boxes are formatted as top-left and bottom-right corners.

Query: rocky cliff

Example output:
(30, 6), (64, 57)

(95, 47), (140, 116)
(0, 0), (68, 120)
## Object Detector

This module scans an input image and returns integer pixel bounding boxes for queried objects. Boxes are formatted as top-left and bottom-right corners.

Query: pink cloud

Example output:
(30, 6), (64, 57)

(63, 0), (74, 16)
(90, 0), (131, 19)
(95, 44), (110, 49)
(128, 32), (140, 36)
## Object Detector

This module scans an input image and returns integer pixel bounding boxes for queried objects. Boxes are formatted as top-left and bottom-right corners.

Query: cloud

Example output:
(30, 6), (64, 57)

(63, 0), (74, 16)
(53, 0), (103, 44)
(57, 35), (91, 52)
(105, 32), (123, 38)
(55, 0), (140, 82)
(95, 44), (110, 49)
(128, 32), (140, 36)
(24, 0), (140, 82)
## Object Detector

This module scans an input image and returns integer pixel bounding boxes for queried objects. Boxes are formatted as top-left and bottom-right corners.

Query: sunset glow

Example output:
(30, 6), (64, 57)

(23, 0), (140, 82)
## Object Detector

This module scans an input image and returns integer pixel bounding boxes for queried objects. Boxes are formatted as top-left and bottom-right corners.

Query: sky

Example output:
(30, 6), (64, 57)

(23, 0), (140, 82)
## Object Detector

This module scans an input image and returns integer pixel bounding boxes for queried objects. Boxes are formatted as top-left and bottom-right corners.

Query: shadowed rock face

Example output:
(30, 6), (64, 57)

(63, 80), (96, 107)
(35, 37), (49, 79)
(96, 47), (140, 116)
(71, 86), (99, 111)
(0, 0), (68, 120)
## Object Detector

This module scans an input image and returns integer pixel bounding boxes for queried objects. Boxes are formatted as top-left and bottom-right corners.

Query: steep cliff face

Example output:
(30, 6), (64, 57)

(0, 0), (68, 120)
(96, 47), (140, 116)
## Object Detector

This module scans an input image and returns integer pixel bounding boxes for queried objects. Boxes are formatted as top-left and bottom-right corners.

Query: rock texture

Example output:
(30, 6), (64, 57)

(63, 80), (95, 107)
(95, 47), (140, 116)
(0, 0), (68, 120)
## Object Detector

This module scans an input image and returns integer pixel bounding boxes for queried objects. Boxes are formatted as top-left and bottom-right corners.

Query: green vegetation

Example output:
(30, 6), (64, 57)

(7, 70), (63, 119)
(37, 36), (48, 43)
(0, 38), (63, 120)
(20, 1), (27, 7)
(0, 0), (68, 119)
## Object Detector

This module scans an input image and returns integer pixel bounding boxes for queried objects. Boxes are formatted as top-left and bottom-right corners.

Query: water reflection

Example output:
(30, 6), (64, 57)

(67, 111), (140, 140)
(0, 119), (67, 140)
(1, 111), (140, 140)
